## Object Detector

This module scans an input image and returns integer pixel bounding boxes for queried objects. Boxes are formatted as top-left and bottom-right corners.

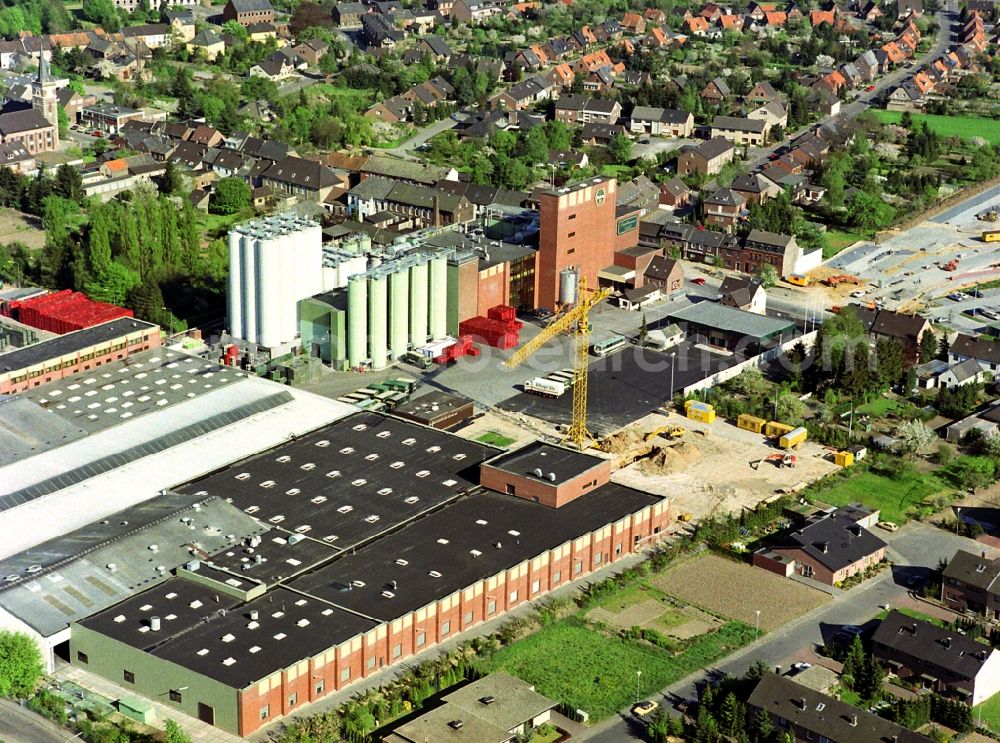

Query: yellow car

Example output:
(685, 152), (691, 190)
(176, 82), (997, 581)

(633, 701), (659, 717)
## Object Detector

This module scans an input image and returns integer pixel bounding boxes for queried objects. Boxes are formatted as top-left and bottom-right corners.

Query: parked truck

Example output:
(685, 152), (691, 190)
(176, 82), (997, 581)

(524, 377), (567, 398)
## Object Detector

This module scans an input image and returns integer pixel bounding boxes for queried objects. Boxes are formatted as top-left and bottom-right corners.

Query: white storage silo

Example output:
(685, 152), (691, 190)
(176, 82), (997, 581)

(347, 274), (367, 368)
(429, 255), (447, 341)
(241, 231), (257, 344)
(368, 274), (388, 370)
(409, 259), (429, 348)
(255, 231), (281, 348)
(227, 229), (243, 339)
(389, 267), (409, 361)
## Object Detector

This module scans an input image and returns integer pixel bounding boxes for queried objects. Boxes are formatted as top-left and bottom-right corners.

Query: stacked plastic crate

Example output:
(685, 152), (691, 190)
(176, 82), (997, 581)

(458, 305), (524, 350)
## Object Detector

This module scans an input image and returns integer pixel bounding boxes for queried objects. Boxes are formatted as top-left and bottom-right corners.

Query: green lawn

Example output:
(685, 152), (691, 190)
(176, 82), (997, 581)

(599, 164), (633, 179)
(529, 726), (562, 743)
(975, 692), (1000, 734)
(814, 470), (945, 523)
(872, 110), (1000, 145)
(476, 617), (755, 720)
(874, 606), (944, 627)
(824, 229), (866, 259)
(309, 83), (374, 107)
(476, 431), (516, 448)
(855, 397), (901, 417)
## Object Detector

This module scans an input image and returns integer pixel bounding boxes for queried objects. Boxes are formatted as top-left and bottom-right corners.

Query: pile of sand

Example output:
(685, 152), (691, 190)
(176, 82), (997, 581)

(638, 441), (703, 475)
(600, 429), (642, 455)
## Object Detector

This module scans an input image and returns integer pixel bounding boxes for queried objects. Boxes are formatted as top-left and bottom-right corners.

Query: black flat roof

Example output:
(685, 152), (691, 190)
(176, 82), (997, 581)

(78, 580), (377, 689)
(206, 528), (339, 585)
(176, 412), (497, 553)
(0, 318), (158, 374)
(485, 441), (604, 485)
(291, 484), (661, 621)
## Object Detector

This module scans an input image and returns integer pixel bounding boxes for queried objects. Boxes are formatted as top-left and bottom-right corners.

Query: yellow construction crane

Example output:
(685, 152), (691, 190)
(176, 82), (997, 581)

(504, 278), (612, 449)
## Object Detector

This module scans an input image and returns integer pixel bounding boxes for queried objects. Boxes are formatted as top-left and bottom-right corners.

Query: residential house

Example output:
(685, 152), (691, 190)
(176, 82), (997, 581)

(730, 172), (782, 206)
(642, 255), (684, 294)
(747, 100), (788, 130)
(700, 76), (730, 105)
(366, 96), (410, 124)
(745, 81), (786, 107)
(711, 115), (769, 146)
(553, 96), (622, 125)
(347, 177), (473, 227)
(753, 506), (887, 585)
(491, 76), (555, 110)
(451, 0), (503, 23)
(872, 610), (1000, 705)
(260, 156), (340, 202)
(361, 156), (458, 186)
(0, 142), (34, 174)
(249, 53), (296, 80)
(743, 228), (817, 277)
(186, 30), (225, 61)
(629, 107), (693, 137)
(897, 0), (922, 19)
(702, 187), (745, 231)
(658, 177), (690, 208)
(676, 137), (734, 176)
(747, 674), (932, 743)
(222, 0), (275, 27)
(941, 549), (1000, 620)
(79, 103), (145, 135)
(949, 333), (1000, 373)
(334, 3), (367, 27)
(718, 276), (766, 314)
(579, 122), (626, 145)
(855, 306), (932, 367)
(621, 12), (646, 34)
(293, 39), (330, 65)
(362, 14), (404, 48)
(417, 36), (453, 62)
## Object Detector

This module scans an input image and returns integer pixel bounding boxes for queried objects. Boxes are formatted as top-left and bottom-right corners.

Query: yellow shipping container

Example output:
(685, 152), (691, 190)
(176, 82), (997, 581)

(687, 408), (716, 424)
(737, 414), (766, 433)
(834, 450), (854, 467)
(779, 427), (808, 449)
(764, 421), (794, 438)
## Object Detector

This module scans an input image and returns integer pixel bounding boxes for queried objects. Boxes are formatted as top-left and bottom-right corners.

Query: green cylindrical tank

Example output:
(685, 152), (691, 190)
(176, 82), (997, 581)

(409, 260), (429, 347)
(369, 274), (388, 370)
(389, 266), (409, 361)
(429, 256), (447, 341)
(347, 275), (367, 368)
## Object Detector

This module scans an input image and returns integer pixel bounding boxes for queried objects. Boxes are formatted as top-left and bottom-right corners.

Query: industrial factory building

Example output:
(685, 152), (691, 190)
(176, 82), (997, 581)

(66, 419), (670, 736)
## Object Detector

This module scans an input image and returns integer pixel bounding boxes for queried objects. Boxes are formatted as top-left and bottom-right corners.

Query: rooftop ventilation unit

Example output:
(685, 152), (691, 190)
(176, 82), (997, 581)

(185, 561), (200, 572)
(150, 616), (161, 631)
(547, 472), (556, 482)
(288, 534), (304, 545)
(448, 720), (464, 730)
(533, 468), (543, 477)
(381, 590), (395, 599)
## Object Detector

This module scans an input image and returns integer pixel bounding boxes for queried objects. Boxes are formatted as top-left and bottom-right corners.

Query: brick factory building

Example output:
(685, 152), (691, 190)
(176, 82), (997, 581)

(69, 416), (671, 736)
(535, 177), (618, 310)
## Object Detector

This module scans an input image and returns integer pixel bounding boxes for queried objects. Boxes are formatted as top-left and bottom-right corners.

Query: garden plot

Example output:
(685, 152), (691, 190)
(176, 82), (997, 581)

(585, 582), (723, 639)
(652, 554), (830, 631)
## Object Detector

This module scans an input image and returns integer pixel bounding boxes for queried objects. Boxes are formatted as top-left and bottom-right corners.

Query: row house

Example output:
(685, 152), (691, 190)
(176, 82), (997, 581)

(710, 115), (769, 146)
(629, 107), (693, 137)
(553, 96), (622, 125)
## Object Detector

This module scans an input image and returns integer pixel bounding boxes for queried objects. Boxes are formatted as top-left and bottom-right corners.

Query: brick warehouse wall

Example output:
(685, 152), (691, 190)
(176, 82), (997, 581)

(479, 459), (612, 509)
(535, 179), (617, 310)
(234, 498), (671, 736)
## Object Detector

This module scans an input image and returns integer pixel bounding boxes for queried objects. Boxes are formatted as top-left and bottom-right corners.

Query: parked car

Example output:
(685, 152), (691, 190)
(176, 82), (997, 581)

(691, 277), (707, 285)
(877, 521), (898, 532)
(633, 701), (659, 717)
(791, 662), (812, 674)
(947, 293), (964, 301)
(841, 625), (863, 636)
(865, 85), (876, 92)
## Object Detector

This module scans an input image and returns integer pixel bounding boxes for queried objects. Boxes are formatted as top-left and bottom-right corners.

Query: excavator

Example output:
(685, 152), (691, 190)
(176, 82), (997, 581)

(750, 452), (797, 470)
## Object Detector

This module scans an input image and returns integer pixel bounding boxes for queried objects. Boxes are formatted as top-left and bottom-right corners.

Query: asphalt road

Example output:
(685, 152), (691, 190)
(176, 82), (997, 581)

(381, 116), (458, 160)
(581, 523), (980, 742)
(0, 699), (70, 743)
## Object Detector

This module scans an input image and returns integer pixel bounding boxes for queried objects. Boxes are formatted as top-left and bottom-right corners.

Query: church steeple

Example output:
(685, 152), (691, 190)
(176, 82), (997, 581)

(31, 53), (58, 148)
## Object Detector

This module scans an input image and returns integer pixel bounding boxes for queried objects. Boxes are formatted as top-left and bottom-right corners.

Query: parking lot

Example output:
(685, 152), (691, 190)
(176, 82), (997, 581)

(822, 182), (1000, 327)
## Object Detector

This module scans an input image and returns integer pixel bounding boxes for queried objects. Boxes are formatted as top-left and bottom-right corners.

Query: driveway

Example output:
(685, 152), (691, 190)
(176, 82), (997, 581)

(382, 116), (457, 160)
(0, 699), (68, 743)
(581, 522), (980, 741)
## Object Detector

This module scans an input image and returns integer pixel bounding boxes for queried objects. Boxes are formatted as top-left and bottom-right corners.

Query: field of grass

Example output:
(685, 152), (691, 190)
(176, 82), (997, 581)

(855, 397), (901, 417)
(814, 470), (945, 523)
(599, 164), (633, 178)
(476, 431), (516, 447)
(824, 229), (866, 259)
(874, 606), (944, 627)
(477, 617), (754, 720)
(309, 83), (374, 107)
(872, 110), (1000, 146)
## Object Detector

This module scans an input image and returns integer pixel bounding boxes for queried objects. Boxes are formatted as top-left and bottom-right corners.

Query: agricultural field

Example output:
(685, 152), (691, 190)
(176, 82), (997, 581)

(476, 616), (755, 720)
(585, 581), (720, 636)
(651, 554), (830, 631)
(0, 207), (46, 251)
(872, 111), (1000, 146)
(809, 470), (946, 524)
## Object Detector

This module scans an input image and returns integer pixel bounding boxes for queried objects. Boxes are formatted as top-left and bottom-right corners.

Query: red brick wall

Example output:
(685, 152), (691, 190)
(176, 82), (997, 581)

(0, 330), (161, 395)
(476, 263), (510, 317)
(535, 179), (617, 310)
(479, 459), (611, 508)
(234, 499), (671, 736)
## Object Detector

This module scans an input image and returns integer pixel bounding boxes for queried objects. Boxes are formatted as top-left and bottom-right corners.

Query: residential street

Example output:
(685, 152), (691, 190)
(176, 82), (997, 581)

(581, 523), (981, 742)
(380, 116), (457, 160)
(0, 699), (67, 743)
